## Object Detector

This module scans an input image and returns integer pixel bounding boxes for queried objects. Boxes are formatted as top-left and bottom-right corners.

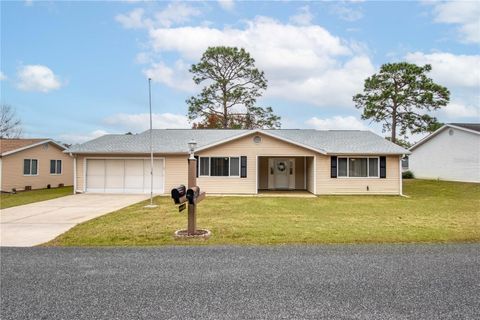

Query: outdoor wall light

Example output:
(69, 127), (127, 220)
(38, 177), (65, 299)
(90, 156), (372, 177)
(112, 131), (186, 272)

(188, 139), (197, 159)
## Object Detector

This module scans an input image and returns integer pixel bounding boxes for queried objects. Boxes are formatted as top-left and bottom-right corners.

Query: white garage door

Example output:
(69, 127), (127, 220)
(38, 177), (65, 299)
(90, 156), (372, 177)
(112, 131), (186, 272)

(86, 159), (164, 194)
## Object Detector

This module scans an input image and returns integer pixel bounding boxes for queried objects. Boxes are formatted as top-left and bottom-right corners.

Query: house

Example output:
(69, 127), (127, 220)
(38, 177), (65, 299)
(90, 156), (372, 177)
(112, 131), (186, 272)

(409, 123), (480, 183)
(66, 129), (409, 195)
(0, 139), (73, 192)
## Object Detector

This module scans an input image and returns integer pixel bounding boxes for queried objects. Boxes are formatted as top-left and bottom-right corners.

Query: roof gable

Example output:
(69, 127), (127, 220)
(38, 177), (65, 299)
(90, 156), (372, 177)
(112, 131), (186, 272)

(410, 123), (480, 151)
(0, 139), (67, 156)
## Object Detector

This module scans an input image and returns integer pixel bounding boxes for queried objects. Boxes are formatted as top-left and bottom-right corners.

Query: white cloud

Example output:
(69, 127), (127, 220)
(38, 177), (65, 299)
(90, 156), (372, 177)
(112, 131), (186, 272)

(17, 65), (62, 92)
(59, 129), (108, 144)
(305, 116), (367, 130)
(0, 71), (6, 81)
(330, 3), (363, 21)
(442, 101), (479, 118)
(429, 1), (480, 43)
(143, 16), (374, 108)
(115, 8), (151, 29)
(143, 60), (194, 91)
(115, 3), (201, 30)
(405, 52), (480, 89)
(405, 51), (480, 121)
(104, 112), (190, 132)
(289, 6), (313, 26)
(218, 0), (234, 11)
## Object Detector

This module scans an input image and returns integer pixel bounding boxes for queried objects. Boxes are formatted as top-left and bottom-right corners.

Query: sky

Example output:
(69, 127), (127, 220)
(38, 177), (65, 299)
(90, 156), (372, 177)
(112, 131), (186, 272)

(1, 0), (479, 144)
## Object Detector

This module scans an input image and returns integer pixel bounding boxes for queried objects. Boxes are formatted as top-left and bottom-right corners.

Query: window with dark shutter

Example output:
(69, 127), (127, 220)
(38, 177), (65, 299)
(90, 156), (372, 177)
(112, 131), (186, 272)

(379, 156), (386, 178)
(194, 156), (199, 177)
(240, 156), (247, 178)
(331, 156), (337, 178)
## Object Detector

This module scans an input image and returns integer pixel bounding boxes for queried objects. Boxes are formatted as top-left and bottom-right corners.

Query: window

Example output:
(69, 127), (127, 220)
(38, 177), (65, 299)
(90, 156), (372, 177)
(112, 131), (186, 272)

(23, 159), (38, 175)
(199, 157), (210, 176)
(210, 157), (229, 176)
(50, 160), (62, 174)
(200, 157), (240, 177)
(230, 157), (240, 176)
(337, 157), (379, 178)
(338, 158), (348, 177)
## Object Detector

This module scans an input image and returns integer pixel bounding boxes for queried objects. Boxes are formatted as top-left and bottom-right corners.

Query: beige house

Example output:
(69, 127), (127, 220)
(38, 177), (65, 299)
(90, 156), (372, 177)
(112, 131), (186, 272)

(67, 129), (410, 196)
(0, 139), (73, 192)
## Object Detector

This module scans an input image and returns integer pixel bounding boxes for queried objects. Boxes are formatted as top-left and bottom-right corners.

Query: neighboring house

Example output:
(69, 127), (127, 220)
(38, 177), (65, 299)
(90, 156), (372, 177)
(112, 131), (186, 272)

(409, 123), (480, 183)
(66, 129), (409, 195)
(0, 139), (73, 192)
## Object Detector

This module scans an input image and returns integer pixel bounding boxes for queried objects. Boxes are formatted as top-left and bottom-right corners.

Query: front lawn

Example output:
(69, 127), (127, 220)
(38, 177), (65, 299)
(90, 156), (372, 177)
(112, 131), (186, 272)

(1, 186), (73, 209)
(46, 180), (480, 246)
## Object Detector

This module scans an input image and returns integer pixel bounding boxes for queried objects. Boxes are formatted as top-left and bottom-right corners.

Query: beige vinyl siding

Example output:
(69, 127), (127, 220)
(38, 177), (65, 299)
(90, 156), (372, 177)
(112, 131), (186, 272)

(316, 155), (400, 195)
(1, 142), (73, 192)
(196, 133), (317, 194)
(74, 154), (188, 194)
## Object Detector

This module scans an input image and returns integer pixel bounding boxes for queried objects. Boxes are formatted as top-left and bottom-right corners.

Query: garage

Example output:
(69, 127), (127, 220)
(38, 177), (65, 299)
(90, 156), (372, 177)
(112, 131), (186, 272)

(85, 159), (164, 194)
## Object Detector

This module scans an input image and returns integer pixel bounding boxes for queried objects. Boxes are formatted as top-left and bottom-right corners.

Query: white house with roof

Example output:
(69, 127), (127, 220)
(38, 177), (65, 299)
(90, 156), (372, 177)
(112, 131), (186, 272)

(66, 129), (410, 195)
(409, 123), (480, 183)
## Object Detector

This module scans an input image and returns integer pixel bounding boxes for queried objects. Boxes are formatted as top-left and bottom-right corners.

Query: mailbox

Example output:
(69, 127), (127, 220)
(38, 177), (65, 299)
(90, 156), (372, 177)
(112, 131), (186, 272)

(171, 185), (187, 204)
(186, 186), (200, 205)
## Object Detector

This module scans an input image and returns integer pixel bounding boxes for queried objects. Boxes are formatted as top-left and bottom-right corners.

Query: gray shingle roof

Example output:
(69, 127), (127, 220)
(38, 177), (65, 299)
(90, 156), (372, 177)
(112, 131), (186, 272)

(66, 129), (409, 155)
(449, 123), (480, 133)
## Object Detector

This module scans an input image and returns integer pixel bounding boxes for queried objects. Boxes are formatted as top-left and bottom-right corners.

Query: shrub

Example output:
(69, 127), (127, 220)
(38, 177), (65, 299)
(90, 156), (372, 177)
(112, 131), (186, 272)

(402, 170), (414, 179)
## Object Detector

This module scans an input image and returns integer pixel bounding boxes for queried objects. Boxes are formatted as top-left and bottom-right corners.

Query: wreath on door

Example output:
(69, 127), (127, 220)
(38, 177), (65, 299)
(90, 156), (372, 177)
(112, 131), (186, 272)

(277, 162), (286, 172)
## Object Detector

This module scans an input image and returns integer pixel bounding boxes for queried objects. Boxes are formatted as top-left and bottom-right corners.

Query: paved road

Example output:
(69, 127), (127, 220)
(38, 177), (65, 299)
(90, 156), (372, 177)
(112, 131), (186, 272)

(0, 194), (148, 246)
(1, 245), (479, 320)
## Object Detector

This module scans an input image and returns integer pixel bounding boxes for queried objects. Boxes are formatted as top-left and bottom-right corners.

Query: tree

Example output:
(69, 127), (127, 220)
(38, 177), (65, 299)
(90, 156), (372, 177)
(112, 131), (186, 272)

(385, 136), (411, 149)
(0, 105), (22, 138)
(353, 62), (450, 143)
(187, 46), (281, 129)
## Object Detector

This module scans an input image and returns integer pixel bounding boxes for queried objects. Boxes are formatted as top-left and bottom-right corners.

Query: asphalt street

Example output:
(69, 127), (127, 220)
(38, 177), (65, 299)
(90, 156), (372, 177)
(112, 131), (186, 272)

(1, 244), (479, 320)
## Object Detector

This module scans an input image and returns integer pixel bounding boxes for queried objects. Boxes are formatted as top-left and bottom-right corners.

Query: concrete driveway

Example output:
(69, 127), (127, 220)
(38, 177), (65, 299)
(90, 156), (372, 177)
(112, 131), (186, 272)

(0, 194), (148, 247)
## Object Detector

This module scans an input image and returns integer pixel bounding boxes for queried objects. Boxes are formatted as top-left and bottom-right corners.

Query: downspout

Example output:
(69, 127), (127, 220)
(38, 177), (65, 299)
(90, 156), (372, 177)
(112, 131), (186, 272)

(71, 153), (76, 195)
(399, 155), (403, 196)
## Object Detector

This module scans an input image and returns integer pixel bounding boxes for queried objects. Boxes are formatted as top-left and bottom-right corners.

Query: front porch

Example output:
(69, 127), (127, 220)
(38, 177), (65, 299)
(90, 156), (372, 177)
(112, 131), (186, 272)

(257, 156), (315, 194)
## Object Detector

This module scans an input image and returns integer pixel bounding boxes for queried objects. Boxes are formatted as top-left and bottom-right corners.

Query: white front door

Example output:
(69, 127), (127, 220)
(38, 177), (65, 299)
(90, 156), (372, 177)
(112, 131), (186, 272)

(273, 159), (290, 189)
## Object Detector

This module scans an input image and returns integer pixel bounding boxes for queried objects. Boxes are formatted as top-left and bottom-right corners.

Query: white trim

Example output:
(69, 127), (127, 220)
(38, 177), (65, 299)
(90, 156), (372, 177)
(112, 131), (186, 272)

(255, 155), (259, 194)
(399, 156), (403, 196)
(195, 130), (328, 155)
(409, 124), (480, 151)
(197, 156), (241, 178)
(337, 156), (380, 178)
(304, 157), (307, 190)
(83, 157), (86, 193)
(313, 155), (317, 195)
(195, 131), (261, 152)
(23, 159), (39, 176)
(1, 139), (66, 157)
(84, 157), (165, 194)
(73, 157), (77, 194)
(258, 130), (328, 155)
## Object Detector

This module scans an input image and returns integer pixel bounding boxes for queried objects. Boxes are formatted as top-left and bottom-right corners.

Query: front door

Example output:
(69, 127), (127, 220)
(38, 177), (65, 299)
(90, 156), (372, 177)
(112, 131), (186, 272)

(273, 159), (289, 189)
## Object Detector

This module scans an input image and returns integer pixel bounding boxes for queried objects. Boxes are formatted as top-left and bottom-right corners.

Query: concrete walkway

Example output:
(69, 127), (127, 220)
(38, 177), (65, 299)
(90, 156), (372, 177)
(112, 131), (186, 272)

(0, 194), (148, 247)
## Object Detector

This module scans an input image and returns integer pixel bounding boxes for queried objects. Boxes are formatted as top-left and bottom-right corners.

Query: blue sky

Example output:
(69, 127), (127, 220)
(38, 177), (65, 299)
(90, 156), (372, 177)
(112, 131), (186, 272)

(1, 0), (479, 143)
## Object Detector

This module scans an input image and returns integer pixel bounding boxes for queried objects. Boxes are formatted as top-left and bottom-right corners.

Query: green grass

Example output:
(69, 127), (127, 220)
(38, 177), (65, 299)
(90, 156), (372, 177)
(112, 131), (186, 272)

(46, 180), (480, 246)
(1, 186), (73, 209)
